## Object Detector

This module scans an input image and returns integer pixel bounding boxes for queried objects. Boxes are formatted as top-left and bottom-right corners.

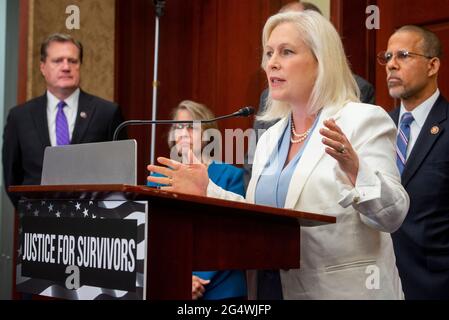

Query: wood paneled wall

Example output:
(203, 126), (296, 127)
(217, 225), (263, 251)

(375, 0), (449, 110)
(331, 0), (377, 85)
(332, 0), (449, 110)
(18, 0), (449, 184)
(115, 0), (291, 183)
(22, 0), (116, 102)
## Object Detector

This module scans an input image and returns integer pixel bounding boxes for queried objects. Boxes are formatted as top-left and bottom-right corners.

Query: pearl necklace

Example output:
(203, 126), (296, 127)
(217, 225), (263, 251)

(291, 115), (312, 144)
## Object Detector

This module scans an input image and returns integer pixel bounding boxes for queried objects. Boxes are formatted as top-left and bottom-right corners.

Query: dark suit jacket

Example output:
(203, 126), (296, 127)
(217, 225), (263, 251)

(2, 90), (124, 207)
(243, 74), (375, 187)
(390, 94), (449, 299)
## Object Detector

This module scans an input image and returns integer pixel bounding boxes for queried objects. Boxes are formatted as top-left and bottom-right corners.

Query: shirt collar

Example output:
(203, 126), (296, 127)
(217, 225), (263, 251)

(399, 89), (440, 128)
(46, 88), (80, 110)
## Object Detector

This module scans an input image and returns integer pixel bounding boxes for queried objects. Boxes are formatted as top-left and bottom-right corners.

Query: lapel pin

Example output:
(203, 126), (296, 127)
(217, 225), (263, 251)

(80, 112), (87, 119)
(430, 126), (439, 135)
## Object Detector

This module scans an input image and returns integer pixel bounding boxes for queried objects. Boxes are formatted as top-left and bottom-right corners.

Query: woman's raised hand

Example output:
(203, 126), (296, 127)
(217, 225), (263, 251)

(320, 118), (359, 186)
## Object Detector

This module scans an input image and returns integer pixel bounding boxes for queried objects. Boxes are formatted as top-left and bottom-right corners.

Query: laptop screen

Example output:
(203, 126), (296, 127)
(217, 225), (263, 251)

(41, 140), (137, 185)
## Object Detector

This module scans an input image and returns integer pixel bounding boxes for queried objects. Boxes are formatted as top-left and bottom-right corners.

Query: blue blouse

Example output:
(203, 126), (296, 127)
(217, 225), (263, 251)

(148, 161), (247, 300)
(255, 114), (320, 208)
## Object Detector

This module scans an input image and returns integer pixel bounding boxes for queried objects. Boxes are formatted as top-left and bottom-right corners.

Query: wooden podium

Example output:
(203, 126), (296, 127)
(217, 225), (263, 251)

(10, 184), (335, 300)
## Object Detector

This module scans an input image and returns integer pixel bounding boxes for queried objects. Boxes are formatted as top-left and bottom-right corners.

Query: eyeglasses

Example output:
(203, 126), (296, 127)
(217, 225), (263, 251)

(172, 123), (195, 130)
(377, 50), (433, 65)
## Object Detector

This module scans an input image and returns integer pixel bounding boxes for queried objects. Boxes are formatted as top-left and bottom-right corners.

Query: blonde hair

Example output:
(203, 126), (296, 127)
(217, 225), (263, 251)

(167, 100), (218, 150)
(259, 11), (360, 122)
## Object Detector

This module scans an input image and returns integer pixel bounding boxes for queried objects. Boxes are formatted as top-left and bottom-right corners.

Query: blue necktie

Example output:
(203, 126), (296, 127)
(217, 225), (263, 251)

(396, 112), (414, 175)
(56, 101), (70, 146)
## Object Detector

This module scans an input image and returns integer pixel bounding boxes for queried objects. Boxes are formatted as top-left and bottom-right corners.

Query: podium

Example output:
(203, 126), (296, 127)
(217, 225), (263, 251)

(10, 184), (335, 300)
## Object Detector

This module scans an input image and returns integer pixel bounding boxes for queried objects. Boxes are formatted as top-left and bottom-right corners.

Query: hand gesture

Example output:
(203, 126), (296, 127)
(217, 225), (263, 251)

(147, 148), (209, 196)
(320, 118), (359, 185)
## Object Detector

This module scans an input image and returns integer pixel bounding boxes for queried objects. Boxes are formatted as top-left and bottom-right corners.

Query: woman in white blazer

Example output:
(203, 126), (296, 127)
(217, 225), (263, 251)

(148, 11), (409, 299)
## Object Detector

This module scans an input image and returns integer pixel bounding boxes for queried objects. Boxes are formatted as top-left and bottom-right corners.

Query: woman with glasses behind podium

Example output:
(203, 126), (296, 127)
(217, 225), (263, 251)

(147, 100), (247, 300)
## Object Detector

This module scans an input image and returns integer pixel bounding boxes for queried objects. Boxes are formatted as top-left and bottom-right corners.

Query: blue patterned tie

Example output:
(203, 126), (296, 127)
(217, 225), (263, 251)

(56, 101), (70, 145)
(396, 112), (414, 175)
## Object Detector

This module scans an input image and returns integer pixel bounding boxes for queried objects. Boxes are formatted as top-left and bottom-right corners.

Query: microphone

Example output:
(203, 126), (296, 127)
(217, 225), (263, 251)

(233, 106), (255, 117)
(153, 0), (166, 17)
(113, 106), (255, 141)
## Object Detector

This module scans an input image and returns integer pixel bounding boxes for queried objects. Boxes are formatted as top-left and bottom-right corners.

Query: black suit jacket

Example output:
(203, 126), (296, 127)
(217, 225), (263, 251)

(390, 94), (449, 299)
(2, 90), (124, 207)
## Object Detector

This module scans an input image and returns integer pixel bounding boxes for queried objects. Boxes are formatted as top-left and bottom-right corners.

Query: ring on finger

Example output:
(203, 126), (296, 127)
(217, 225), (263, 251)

(338, 144), (346, 154)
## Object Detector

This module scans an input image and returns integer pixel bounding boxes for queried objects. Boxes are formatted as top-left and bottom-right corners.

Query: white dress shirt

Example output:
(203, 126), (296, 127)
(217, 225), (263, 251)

(398, 89), (440, 159)
(46, 88), (80, 146)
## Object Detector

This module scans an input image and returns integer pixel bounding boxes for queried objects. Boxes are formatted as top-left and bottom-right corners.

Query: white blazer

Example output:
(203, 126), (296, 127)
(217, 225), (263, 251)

(207, 102), (409, 299)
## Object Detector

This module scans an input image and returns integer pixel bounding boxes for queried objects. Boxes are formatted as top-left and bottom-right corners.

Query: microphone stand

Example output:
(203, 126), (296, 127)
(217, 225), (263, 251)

(150, 0), (166, 164)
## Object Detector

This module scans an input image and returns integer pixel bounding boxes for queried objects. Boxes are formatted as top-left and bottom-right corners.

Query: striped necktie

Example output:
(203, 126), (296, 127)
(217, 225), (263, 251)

(56, 101), (70, 145)
(396, 112), (414, 175)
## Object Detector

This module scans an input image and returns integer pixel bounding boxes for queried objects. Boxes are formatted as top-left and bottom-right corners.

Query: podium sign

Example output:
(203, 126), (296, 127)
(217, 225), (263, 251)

(16, 199), (148, 300)
(10, 184), (336, 299)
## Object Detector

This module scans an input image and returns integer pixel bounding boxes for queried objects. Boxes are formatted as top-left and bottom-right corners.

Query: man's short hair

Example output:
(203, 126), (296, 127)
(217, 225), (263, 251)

(302, 2), (322, 15)
(40, 33), (83, 63)
(395, 25), (442, 58)
(279, 1), (323, 15)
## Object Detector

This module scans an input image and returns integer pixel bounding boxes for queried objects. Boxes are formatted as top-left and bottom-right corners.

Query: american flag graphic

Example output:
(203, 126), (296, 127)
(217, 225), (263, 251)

(16, 199), (147, 300)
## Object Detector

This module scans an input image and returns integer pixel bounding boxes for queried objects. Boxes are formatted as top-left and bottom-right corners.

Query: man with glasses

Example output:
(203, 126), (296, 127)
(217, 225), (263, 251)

(379, 25), (449, 299)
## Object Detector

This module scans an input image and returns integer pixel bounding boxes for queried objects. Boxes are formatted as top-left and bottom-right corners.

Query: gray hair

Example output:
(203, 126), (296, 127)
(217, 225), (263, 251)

(167, 100), (219, 150)
(394, 25), (442, 58)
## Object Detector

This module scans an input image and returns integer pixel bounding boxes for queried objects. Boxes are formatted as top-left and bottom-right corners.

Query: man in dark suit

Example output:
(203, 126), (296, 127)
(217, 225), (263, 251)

(381, 25), (449, 299)
(2, 33), (124, 207)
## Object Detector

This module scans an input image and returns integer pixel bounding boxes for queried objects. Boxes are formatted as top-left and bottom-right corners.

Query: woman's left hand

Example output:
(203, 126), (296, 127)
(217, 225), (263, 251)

(320, 118), (359, 185)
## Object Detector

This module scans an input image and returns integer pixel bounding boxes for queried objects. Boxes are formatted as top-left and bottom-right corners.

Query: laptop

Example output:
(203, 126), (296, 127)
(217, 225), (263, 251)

(41, 139), (137, 185)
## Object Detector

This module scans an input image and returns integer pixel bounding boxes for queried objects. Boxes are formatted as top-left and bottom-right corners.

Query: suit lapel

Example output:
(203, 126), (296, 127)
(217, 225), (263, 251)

(402, 95), (448, 186)
(30, 94), (51, 147)
(284, 107), (338, 209)
(71, 91), (95, 144)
